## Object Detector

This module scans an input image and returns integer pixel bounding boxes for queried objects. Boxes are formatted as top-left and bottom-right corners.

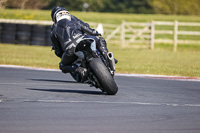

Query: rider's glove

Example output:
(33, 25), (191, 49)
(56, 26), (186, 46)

(97, 33), (102, 36)
(93, 30), (101, 36)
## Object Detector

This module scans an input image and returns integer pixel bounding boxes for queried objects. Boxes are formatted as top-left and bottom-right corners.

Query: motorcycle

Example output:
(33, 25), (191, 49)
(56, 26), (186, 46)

(70, 38), (118, 95)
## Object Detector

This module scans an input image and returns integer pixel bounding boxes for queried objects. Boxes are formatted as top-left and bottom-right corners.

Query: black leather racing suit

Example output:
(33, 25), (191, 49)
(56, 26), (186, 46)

(50, 15), (109, 73)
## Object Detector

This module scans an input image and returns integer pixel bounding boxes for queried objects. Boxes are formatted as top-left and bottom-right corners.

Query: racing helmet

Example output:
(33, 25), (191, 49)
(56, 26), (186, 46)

(51, 6), (71, 23)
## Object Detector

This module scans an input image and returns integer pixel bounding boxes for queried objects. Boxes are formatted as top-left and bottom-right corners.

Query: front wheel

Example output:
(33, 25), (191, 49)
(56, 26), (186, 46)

(89, 58), (118, 95)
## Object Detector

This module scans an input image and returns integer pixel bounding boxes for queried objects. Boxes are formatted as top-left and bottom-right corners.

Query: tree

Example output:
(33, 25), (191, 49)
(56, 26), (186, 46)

(100, 0), (153, 13)
(5, 0), (51, 9)
(0, 0), (7, 8)
(3, 0), (200, 15)
(151, 0), (200, 15)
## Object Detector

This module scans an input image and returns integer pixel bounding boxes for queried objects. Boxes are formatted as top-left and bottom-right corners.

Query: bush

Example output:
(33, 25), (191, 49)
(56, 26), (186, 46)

(151, 0), (200, 15)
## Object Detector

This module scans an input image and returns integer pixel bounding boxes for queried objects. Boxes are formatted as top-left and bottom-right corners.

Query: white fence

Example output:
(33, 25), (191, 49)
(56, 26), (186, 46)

(1, 19), (200, 51)
(153, 21), (200, 51)
(100, 20), (200, 51)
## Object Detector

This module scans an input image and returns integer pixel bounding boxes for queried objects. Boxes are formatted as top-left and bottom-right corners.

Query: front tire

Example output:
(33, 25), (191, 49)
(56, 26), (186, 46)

(89, 58), (118, 95)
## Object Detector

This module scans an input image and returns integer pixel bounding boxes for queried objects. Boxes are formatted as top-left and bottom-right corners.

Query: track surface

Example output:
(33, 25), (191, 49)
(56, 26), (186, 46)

(0, 67), (200, 133)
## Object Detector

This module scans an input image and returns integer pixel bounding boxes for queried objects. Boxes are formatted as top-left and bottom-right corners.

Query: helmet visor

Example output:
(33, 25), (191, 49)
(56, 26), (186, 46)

(56, 11), (71, 22)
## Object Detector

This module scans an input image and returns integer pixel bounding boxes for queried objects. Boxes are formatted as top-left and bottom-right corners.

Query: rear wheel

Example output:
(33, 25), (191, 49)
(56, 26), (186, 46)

(89, 58), (118, 95)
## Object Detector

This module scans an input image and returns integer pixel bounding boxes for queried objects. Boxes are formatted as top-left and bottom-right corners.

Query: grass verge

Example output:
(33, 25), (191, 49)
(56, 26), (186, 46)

(1, 9), (200, 23)
(0, 43), (200, 78)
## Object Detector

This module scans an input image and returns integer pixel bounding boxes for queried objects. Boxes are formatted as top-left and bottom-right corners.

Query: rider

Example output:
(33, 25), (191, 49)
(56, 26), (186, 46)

(50, 6), (115, 81)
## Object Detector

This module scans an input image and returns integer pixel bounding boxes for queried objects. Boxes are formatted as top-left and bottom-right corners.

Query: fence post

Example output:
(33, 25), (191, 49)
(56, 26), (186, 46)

(150, 21), (155, 50)
(121, 20), (125, 47)
(174, 20), (178, 52)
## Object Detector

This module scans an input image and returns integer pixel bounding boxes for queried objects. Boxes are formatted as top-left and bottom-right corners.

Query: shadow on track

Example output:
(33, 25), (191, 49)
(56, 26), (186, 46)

(26, 88), (103, 95)
(29, 78), (77, 84)
(27, 79), (104, 95)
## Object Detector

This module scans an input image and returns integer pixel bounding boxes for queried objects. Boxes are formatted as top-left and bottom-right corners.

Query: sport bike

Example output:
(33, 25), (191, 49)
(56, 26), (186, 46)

(70, 38), (118, 95)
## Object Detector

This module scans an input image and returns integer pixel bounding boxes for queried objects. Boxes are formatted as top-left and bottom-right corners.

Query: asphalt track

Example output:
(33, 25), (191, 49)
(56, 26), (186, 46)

(0, 66), (200, 133)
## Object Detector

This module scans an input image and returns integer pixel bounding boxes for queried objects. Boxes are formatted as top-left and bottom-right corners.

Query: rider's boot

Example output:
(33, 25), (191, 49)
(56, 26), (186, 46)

(59, 62), (87, 82)
(59, 62), (73, 73)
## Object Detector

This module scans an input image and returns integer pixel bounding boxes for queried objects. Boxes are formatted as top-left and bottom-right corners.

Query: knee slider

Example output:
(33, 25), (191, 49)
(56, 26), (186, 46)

(66, 46), (75, 56)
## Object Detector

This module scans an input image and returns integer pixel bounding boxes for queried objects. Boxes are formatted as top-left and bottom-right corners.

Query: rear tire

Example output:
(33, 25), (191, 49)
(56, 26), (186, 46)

(89, 58), (118, 95)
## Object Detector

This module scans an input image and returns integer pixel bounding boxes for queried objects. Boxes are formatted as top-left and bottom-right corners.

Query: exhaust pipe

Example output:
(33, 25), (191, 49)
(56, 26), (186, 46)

(107, 52), (115, 71)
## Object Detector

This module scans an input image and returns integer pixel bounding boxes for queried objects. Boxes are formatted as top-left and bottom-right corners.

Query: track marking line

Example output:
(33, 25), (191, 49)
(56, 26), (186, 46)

(116, 73), (200, 82)
(0, 65), (59, 72)
(25, 99), (200, 107)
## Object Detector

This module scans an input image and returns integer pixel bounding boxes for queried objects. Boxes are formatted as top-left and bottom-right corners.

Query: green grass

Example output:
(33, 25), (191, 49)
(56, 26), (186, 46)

(114, 46), (200, 78)
(0, 44), (60, 68)
(1, 9), (200, 23)
(1, 43), (200, 78)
